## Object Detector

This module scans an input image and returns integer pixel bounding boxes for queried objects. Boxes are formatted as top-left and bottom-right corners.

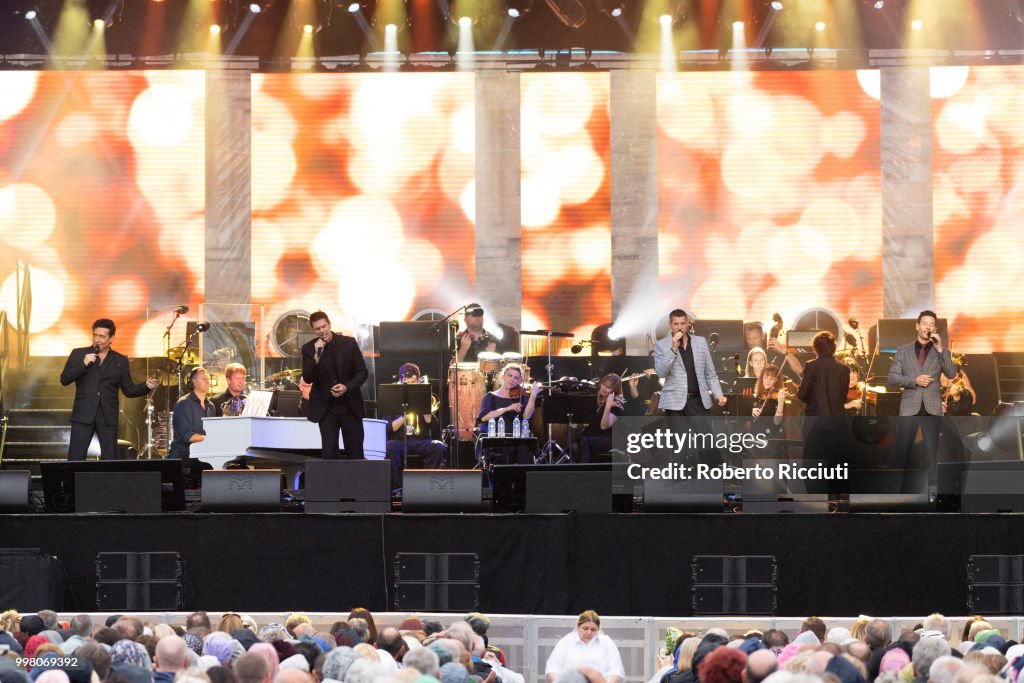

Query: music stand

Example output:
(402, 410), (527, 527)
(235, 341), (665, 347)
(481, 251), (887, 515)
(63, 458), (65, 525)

(377, 383), (433, 474)
(538, 393), (597, 463)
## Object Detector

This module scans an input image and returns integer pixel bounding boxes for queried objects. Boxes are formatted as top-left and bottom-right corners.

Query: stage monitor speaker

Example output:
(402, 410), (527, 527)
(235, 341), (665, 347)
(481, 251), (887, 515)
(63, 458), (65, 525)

(0, 471), (30, 512)
(868, 318), (948, 354)
(642, 477), (723, 512)
(395, 553), (479, 582)
(692, 555), (777, 584)
(96, 552), (182, 582)
(97, 581), (182, 611)
(692, 585), (777, 615)
(525, 470), (611, 513)
(847, 469), (929, 511)
(0, 549), (64, 611)
(960, 461), (1024, 513)
(969, 555), (1024, 584)
(201, 470), (282, 512)
(394, 582), (479, 612)
(304, 460), (391, 513)
(41, 460), (186, 513)
(402, 470), (481, 512)
(75, 471), (161, 513)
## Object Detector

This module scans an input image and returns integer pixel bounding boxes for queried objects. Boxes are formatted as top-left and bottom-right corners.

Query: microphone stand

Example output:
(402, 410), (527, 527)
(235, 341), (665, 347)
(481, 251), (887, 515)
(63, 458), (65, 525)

(162, 309), (185, 357)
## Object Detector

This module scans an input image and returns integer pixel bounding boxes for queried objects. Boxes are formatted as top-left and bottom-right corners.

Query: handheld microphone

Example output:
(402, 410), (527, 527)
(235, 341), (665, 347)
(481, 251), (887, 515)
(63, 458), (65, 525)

(195, 322), (210, 332)
(175, 305), (189, 315)
(93, 344), (100, 354)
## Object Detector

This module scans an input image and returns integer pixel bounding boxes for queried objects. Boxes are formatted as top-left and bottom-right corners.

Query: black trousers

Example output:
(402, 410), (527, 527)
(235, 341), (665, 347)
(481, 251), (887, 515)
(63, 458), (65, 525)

(318, 402), (365, 459)
(895, 406), (940, 484)
(386, 438), (447, 487)
(68, 419), (118, 461)
(580, 435), (613, 463)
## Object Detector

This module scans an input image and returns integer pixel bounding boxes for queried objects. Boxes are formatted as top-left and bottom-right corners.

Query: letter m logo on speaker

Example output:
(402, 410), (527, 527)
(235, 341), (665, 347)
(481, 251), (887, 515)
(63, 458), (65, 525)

(228, 477), (254, 490)
(430, 476), (455, 490)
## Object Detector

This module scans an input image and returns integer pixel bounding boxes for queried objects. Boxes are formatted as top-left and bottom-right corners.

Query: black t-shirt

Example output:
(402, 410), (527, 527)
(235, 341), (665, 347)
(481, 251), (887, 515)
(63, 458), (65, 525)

(586, 402), (625, 438)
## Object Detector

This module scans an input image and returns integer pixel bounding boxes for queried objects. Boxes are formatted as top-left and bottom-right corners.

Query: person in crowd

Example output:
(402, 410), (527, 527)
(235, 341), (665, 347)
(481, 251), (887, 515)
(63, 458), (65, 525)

(545, 611), (624, 683)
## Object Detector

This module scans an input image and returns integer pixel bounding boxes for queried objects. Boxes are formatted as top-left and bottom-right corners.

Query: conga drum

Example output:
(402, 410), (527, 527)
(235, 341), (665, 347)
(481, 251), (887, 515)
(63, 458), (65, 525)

(448, 363), (485, 441)
(477, 352), (502, 373)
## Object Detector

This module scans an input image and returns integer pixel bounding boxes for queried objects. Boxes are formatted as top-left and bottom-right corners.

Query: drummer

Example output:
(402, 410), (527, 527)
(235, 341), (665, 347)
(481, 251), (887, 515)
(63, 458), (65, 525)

(456, 302), (500, 363)
(478, 364), (541, 463)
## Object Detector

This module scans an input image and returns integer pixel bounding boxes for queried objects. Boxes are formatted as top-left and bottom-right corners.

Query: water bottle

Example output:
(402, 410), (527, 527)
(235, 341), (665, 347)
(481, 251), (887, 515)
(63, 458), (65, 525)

(512, 416), (521, 439)
(521, 421), (531, 440)
(488, 417), (496, 438)
(497, 416), (506, 437)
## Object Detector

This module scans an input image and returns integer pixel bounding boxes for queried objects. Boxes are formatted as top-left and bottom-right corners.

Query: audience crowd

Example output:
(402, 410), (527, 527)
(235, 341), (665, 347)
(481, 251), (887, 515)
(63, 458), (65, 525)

(0, 608), (1019, 683)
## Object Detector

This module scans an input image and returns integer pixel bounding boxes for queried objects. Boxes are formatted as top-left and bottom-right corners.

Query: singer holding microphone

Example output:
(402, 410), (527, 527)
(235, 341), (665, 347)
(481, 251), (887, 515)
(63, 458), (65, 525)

(301, 311), (368, 459)
(888, 310), (956, 487)
(60, 318), (158, 461)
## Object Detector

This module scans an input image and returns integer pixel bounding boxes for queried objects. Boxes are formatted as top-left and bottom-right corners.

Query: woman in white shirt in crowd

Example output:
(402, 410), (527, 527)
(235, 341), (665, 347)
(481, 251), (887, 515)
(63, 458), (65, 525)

(545, 610), (625, 683)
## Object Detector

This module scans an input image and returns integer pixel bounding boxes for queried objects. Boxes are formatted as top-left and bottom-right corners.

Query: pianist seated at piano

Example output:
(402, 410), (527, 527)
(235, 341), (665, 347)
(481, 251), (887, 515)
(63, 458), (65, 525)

(383, 363), (447, 488)
(169, 367), (217, 470)
(210, 362), (247, 417)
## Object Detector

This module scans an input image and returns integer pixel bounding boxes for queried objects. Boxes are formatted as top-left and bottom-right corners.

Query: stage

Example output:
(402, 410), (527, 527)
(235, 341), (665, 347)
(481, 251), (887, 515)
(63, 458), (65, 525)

(1, 511), (1020, 617)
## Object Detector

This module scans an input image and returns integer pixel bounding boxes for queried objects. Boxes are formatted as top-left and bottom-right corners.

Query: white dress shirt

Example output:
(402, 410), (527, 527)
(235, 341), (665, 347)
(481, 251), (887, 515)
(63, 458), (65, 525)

(545, 631), (625, 681)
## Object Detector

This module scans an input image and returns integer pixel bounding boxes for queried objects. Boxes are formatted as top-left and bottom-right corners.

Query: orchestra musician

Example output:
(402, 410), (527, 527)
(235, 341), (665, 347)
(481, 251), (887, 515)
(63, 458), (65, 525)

(301, 311), (368, 460)
(842, 359), (865, 416)
(60, 318), (158, 461)
(745, 347), (768, 379)
(941, 360), (977, 416)
(579, 374), (625, 463)
(624, 368), (659, 417)
(888, 310), (957, 484)
(456, 303), (499, 363)
(477, 364), (541, 464)
(384, 363), (447, 488)
(210, 362), (247, 417)
(751, 365), (787, 426)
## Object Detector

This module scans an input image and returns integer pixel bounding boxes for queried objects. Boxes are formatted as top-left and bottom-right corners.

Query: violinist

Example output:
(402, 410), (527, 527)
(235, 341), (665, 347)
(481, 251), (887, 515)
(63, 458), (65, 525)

(751, 365), (786, 427)
(745, 347), (768, 379)
(477, 363), (540, 464)
(384, 363), (447, 488)
(580, 374), (626, 463)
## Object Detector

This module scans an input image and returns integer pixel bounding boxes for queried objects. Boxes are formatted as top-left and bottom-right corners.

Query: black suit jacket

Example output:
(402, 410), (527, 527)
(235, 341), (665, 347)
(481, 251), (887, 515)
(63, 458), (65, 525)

(796, 355), (850, 417)
(60, 346), (150, 426)
(301, 333), (367, 422)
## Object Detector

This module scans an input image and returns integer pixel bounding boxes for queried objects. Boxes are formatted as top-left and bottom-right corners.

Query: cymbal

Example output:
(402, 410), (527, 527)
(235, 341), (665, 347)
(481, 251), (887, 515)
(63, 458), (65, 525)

(168, 347), (200, 364)
(269, 368), (302, 382)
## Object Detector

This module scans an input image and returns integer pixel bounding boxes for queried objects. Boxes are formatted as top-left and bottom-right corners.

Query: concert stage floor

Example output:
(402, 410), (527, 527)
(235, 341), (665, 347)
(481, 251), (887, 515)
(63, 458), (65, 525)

(0, 512), (1018, 617)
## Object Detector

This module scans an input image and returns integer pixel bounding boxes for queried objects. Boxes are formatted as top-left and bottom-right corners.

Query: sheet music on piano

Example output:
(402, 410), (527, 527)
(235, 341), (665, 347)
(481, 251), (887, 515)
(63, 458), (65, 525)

(242, 390), (274, 417)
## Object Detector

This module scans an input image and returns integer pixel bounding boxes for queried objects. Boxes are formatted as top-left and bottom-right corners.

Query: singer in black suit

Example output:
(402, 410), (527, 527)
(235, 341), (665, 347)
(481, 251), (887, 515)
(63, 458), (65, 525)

(301, 311), (368, 459)
(59, 318), (158, 461)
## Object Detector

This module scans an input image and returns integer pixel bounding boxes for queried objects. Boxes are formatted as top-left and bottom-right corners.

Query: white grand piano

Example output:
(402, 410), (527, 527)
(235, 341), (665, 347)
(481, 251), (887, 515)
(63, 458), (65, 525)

(190, 416), (388, 470)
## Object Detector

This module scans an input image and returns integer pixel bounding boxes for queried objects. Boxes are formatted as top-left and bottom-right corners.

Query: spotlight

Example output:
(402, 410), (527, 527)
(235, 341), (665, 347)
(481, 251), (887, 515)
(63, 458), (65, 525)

(210, 23), (221, 34)
(248, 3), (261, 13)
(385, 23), (397, 34)
(597, 0), (626, 19)
(348, 2), (361, 13)
(25, 9), (37, 20)
(93, 18), (105, 30)
(911, 18), (923, 30)
(303, 23), (313, 33)
(770, 1), (783, 10)
(732, 20), (744, 30)
(660, 14), (671, 26)
(873, 0), (884, 8)
(458, 16), (471, 28)
(506, 0), (533, 17)
(814, 20), (825, 31)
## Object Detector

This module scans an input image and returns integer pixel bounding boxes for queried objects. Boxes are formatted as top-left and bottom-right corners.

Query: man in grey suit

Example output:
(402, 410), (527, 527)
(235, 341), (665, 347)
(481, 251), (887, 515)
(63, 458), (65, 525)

(888, 310), (956, 485)
(654, 309), (728, 415)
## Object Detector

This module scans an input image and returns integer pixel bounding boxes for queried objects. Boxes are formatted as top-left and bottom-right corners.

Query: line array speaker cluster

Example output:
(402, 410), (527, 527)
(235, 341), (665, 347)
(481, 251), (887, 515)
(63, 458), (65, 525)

(691, 555), (777, 615)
